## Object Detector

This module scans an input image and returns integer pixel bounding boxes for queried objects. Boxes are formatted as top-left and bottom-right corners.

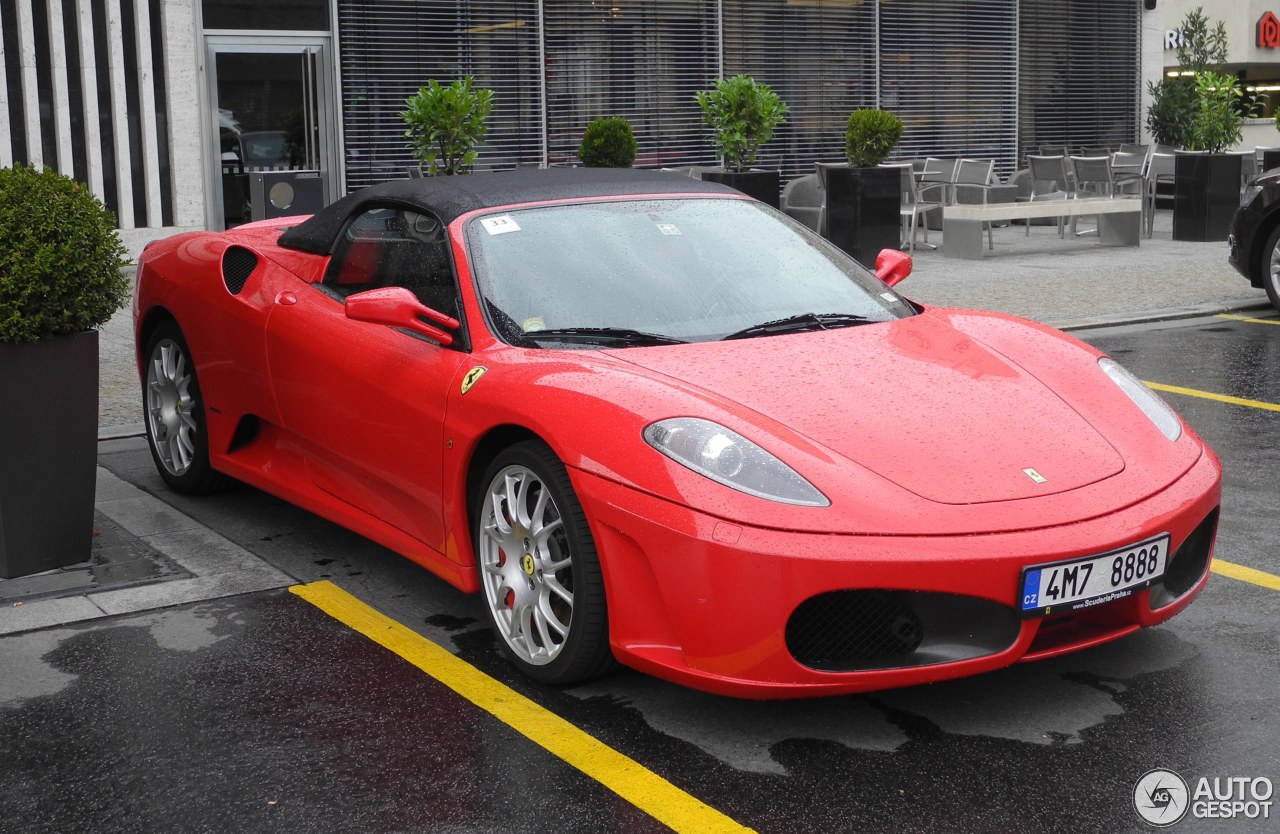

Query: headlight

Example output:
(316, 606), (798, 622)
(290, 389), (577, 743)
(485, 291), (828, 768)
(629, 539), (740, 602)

(1241, 182), (1262, 207)
(643, 417), (830, 507)
(1098, 358), (1182, 441)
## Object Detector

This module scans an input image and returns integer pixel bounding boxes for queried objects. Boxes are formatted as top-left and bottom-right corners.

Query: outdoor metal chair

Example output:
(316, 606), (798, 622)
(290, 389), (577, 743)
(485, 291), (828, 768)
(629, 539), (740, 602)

(1023, 155), (1074, 237)
(922, 157), (958, 188)
(1070, 155), (1116, 236)
(1145, 152), (1177, 237)
(950, 158), (999, 249)
(1234, 151), (1258, 188)
(1111, 151), (1147, 196)
(781, 173), (825, 235)
(888, 163), (943, 251)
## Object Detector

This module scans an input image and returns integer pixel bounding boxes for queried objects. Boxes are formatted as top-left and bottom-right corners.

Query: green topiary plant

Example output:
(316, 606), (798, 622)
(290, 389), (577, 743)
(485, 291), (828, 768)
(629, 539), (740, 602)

(695, 75), (789, 172)
(401, 77), (494, 175)
(0, 165), (129, 343)
(578, 116), (638, 168)
(1146, 78), (1197, 148)
(845, 109), (904, 168)
(1189, 70), (1244, 154)
(1148, 6), (1232, 150)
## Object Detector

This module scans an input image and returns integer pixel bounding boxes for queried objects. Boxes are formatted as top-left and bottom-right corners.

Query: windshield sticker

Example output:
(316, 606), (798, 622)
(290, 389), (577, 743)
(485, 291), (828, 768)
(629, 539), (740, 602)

(521, 317), (546, 332)
(655, 223), (682, 236)
(480, 215), (520, 235)
(880, 292), (901, 303)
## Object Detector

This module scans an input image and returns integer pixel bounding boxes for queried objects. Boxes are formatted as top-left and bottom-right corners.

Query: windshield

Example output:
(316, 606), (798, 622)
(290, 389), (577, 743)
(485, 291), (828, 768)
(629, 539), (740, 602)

(465, 198), (913, 347)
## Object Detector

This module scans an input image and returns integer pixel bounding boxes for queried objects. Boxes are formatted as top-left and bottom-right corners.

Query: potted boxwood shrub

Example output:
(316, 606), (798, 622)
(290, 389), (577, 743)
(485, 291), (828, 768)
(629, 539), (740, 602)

(0, 165), (129, 578)
(578, 116), (637, 168)
(695, 74), (788, 208)
(1159, 8), (1241, 242)
(401, 76), (494, 176)
(1173, 69), (1245, 242)
(822, 108), (904, 267)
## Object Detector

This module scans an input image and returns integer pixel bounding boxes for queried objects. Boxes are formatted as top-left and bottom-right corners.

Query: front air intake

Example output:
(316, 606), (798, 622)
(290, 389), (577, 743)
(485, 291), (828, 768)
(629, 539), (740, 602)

(1151, 507), (1219, 609)
(786, 589), (1020, 672)
(222, 246), (259, 295)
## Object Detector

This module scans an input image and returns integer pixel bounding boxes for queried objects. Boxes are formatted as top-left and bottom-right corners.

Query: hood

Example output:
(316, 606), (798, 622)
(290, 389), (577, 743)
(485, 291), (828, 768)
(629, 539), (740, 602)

(607, 314), (1124, 505)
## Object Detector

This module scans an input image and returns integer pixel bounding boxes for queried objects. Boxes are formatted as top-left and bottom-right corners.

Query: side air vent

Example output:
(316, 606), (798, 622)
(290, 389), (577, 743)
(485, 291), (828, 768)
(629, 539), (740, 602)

(222, 246), (259, 295)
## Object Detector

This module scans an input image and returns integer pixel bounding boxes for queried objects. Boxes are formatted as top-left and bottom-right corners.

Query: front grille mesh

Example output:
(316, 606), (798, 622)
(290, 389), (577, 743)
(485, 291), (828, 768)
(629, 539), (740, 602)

(786, 590), (923, 671)
(222, 246), (259, 295)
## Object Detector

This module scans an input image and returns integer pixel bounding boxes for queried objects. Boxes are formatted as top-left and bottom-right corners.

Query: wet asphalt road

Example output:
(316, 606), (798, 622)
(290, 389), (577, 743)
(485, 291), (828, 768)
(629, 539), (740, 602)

(2, 314), (1278, 834)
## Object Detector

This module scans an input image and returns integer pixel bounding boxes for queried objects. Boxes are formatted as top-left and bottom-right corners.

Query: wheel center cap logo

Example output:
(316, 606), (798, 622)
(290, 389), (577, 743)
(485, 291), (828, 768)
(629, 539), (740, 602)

(521, 553), (535, 575)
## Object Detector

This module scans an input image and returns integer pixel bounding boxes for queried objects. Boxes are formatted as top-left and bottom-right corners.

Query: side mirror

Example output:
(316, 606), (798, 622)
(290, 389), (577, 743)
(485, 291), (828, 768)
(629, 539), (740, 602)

(875, 249), (912, 287)
(344, 287), (459, 346)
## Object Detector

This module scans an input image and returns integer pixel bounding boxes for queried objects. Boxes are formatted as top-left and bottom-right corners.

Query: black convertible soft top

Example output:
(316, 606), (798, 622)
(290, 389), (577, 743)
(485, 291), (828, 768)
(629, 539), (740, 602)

(276, 168), (740, 255)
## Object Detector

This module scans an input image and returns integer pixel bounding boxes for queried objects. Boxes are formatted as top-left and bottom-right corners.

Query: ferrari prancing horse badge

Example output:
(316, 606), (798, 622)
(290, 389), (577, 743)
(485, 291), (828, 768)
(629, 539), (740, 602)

(460, 366), (488, 395)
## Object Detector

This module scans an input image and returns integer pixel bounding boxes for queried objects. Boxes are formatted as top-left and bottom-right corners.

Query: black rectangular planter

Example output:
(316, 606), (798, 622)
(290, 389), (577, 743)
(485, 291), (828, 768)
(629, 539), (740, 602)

(700, 168), (781, 209)
(0, 330), (100, 578)
(1172, 153), (1242, 242)
(822, 165), (901, 268)
(1262, 150), (1280, 173)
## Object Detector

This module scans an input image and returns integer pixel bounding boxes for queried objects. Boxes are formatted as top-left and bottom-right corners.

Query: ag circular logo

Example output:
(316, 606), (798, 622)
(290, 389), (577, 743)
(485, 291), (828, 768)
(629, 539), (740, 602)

(1134, 769), (1190, 827)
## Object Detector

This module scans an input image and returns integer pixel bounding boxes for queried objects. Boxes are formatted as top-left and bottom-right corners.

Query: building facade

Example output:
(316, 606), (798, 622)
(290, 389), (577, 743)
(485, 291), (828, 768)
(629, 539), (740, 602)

(3, 0), (1169, 252)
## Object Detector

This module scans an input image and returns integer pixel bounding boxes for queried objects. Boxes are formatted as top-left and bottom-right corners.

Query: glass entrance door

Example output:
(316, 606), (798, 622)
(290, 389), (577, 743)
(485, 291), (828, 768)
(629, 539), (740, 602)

(206, 39), (336, 229)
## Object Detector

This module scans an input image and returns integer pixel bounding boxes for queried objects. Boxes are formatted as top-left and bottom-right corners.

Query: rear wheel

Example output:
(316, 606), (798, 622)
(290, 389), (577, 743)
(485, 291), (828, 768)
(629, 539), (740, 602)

(143, 321), (229, 494)
(474, 440), (614, 684)
(1262, 224), (1280, 312)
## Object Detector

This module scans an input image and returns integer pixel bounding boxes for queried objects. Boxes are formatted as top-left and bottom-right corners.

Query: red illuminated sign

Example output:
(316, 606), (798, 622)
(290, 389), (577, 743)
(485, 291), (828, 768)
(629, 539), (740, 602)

(1259, 11), (1280, 48)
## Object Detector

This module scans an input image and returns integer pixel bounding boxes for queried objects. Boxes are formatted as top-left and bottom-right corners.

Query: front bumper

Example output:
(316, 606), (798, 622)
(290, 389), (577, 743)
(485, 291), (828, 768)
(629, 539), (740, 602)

(573, 450), (1221, 698)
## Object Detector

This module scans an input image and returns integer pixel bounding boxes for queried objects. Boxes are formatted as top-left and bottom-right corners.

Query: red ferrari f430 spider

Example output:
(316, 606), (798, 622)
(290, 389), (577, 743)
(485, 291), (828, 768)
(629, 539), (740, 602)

(134, 169), (1220, 698)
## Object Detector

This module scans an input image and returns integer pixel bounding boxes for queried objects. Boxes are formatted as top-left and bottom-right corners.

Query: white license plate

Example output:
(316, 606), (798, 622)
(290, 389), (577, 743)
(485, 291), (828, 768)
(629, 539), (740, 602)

(1019, 534), (1170, 617)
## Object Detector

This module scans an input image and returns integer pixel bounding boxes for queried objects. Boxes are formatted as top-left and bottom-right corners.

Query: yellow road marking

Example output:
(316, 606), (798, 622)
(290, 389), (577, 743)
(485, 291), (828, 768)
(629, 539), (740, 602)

(1144, 381), (1280, 413)
(1212, 559), (1280, 592)
(290, 581), (756, 834)
(1216, 313), (1280, 326)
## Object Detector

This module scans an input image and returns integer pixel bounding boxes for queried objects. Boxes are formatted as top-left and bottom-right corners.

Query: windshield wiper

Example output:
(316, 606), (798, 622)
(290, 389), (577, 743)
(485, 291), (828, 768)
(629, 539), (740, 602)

(522, 327), (689, 347)
(721, 312), (874, 341)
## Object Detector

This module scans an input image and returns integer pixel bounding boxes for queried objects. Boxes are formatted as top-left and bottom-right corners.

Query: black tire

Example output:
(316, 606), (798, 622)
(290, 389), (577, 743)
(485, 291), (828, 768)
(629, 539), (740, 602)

(142, 320), (230, 494)
(473, 439), (615, 685)
(1262, 223), (1280, 313)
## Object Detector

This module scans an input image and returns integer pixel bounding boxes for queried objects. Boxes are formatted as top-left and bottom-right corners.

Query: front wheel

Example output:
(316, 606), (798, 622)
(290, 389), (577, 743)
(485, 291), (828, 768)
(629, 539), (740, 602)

(1262, 224), (1280, 312)
(143, 320), (229, 494)
(474, 440), (614, 685)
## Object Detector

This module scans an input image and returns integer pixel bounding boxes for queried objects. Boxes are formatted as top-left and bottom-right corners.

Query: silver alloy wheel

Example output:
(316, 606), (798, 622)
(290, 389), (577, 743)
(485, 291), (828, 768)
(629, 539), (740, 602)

(1269, 235), (1280, 296)
(478, 464), (575, 666)
(145, 338), (198, 476)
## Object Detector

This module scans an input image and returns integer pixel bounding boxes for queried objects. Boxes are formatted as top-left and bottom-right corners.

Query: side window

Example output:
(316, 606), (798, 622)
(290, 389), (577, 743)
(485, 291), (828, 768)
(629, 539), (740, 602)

(323, 207), (461, 320)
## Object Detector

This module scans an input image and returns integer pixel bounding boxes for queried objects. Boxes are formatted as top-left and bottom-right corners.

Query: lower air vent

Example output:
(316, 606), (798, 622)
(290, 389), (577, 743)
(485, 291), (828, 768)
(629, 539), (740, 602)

(786, 589), (1020, 672)
(222, 246), (259, 295)
(1151, 507), (1219, 609)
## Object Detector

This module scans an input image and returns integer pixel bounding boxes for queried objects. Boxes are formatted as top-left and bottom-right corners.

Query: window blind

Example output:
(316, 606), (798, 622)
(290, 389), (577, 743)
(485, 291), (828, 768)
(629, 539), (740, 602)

(879, 0), (1019, 177)
(722, 0), (878, 181)
(542, 0), (717, 169)
(1018, 0), (1141, 160)
(338, 0), (544, 191)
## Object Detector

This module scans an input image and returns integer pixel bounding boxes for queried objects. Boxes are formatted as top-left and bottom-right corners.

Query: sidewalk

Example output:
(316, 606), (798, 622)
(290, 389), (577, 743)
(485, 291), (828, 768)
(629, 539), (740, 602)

(2, 208), (1269, 636)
